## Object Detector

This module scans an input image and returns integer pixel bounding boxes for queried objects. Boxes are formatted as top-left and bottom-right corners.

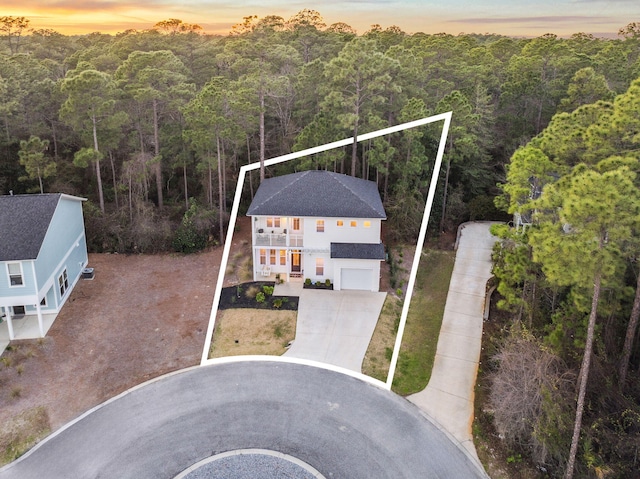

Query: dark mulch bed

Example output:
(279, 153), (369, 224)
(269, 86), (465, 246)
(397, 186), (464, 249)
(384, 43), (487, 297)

(303, 282), (334, 290)
(219, 281), (298, 311)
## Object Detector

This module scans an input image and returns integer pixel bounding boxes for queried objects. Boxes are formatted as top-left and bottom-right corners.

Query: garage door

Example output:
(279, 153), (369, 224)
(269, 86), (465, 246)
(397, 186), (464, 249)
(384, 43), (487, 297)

(340, 268), (373, 291)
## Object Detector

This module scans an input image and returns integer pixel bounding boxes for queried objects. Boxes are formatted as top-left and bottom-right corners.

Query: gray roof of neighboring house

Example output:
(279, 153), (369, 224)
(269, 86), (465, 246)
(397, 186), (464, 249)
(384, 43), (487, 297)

(330, 242), (386, 260)
(246, 171), (386, 219)
(0, 193), (62, 261)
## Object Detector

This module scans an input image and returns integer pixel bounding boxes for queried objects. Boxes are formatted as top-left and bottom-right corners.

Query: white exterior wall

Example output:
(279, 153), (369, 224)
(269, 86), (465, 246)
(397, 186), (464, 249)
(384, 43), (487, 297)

(303, 217), (381, 248)
(250, 215), (383, 290)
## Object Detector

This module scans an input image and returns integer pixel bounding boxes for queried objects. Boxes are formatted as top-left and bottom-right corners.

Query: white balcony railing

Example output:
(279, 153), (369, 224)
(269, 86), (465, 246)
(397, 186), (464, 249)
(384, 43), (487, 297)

(254, 232), (304, 247)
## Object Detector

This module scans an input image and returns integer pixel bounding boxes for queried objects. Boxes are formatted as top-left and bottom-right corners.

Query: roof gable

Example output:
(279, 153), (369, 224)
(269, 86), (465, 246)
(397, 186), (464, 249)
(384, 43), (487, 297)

(0, 194), (63, 261)
(246, 171), (386, 219)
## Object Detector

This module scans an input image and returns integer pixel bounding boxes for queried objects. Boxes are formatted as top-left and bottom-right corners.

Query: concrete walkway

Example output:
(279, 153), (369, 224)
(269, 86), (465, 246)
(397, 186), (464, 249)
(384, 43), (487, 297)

(275, 281), (386, 373)
(0, 313), (57, 355)
(409, 222), (498, 461)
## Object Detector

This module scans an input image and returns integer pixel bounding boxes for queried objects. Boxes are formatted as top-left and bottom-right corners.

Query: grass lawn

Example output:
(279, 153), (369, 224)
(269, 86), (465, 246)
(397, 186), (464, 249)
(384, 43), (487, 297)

(362, 295), (402, 382)
(391, 249), (455, 396)
(209, 309), (297, 358)
(0, 406), (49, 465)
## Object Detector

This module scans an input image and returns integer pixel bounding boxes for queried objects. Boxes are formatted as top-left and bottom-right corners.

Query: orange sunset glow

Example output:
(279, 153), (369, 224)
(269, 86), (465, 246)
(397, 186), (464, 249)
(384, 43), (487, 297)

(3, 1), (639, 38)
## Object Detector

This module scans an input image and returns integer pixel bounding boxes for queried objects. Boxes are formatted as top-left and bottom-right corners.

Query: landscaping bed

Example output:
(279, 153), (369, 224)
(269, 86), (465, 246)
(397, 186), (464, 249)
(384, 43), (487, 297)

(302, 279), (334, 290)
(218, 281), (298, 311)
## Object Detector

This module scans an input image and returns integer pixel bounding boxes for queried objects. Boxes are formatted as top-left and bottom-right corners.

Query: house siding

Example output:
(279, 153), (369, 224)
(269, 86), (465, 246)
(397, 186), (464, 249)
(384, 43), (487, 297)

(1, 195), (87, 313)
(0, 259), (37, 306)
(303, 217), (381, 248)
(250, 214), (383, 290)
(34, 197), (86, 284)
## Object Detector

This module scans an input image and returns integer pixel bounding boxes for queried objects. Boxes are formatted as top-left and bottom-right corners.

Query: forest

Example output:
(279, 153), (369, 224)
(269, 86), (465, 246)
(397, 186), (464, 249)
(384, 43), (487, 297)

(1, 11), (640, 478)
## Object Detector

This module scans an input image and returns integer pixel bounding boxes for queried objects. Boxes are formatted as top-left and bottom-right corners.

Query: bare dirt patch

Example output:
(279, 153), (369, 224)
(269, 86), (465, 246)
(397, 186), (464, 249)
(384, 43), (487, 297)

(0, 248), (221, 463)
(210, 309), (297, 358)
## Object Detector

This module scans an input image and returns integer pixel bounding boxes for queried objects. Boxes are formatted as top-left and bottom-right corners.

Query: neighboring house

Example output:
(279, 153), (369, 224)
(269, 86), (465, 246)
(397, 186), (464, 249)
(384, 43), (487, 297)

(0, 193), (88, 339)
(246, 171), (386, 292)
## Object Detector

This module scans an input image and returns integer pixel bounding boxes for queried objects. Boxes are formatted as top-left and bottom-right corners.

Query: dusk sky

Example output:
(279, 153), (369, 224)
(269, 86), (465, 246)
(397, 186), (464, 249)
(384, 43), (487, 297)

(4, 1), (639, 38)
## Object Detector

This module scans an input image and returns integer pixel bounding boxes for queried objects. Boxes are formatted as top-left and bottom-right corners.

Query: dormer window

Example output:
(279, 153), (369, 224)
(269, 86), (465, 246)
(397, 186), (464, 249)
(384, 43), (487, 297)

(7, 262), (23, 287)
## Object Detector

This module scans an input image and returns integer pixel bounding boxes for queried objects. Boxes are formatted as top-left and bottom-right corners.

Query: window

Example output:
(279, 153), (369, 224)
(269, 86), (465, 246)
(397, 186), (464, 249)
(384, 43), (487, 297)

(266, 217), (280, 228)
(40, 297), (47, 307)
(270, 249), (276, 265)
(7, 262), (23, 287)
(279, 250), (286, 266)
(259, 249), (266, 265)
(58, 269), (69, 297)
(316, 220), (324, 232)
(364, 221), (371, 228)
(350, 220), (357, 227)
(315, 258), (324, 276)
(292, 218), (300, 230)
(337, 220), (344, 227)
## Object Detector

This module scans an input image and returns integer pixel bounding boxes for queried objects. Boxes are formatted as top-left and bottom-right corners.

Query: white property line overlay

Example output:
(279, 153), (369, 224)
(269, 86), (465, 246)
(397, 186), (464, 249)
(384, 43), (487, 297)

(200, 112), (453, 391)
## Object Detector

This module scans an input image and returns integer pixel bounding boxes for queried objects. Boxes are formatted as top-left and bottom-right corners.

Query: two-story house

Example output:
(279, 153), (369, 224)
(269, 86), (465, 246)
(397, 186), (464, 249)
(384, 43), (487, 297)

(0, 193), (88, 340)
(246, 171), (386, 292)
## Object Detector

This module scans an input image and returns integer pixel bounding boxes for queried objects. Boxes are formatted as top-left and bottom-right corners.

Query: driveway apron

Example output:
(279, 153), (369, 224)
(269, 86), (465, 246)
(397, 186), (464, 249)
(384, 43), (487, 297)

(284, 289), (386, 372)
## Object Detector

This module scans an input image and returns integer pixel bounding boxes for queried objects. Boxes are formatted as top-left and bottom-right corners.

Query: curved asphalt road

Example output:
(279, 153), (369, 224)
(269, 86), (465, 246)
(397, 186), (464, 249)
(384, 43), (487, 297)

(1, 360), (486, 479)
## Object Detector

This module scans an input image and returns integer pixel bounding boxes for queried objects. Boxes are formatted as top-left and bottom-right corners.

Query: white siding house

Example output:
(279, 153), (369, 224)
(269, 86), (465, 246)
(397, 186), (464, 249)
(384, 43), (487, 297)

(0, 193), (88, 339)
(247, 171), (386, 292)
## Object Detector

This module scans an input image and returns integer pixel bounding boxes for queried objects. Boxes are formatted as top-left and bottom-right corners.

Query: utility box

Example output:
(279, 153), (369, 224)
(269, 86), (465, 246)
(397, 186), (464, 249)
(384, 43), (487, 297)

(82, 267), (95, 280)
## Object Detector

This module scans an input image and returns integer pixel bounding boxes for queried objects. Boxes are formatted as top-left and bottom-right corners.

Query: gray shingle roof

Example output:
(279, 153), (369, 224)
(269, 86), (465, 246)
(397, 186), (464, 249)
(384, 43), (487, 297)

(331, 242), (386, 260)
(0, 194), (62, 261)
(246, 171), (386, 219)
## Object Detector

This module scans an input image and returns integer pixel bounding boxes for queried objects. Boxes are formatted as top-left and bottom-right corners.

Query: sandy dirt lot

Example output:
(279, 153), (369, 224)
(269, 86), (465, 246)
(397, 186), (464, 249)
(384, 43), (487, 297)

(0, 248), (221, 436)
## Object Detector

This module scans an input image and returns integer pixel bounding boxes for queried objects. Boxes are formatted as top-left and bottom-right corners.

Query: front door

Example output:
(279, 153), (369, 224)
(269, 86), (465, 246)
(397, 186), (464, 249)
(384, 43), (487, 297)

(291, 251), (301, 272)
(13, 305), (25, 316)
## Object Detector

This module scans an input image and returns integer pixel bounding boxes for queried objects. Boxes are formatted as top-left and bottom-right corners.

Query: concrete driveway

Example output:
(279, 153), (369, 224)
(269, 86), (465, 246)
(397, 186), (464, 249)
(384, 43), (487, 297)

(409, 222), (498, 461)
(277, 284), (386, 372)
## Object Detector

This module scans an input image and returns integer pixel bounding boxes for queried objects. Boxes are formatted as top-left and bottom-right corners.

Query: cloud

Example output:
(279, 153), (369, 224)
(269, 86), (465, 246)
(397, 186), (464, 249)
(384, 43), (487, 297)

(2, 0), (181, 13)
(452, 15), (617, 25)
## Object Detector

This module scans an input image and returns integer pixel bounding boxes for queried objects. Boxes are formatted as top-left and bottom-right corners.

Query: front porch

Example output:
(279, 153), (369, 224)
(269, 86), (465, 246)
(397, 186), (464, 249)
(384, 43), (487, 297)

(0, 312), (58, 354)
(255, 270), (304, 284)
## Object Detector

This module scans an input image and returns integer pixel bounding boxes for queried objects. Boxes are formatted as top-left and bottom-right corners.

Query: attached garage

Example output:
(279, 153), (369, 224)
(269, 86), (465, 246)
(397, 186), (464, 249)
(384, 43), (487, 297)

(340, 268), (374, 291)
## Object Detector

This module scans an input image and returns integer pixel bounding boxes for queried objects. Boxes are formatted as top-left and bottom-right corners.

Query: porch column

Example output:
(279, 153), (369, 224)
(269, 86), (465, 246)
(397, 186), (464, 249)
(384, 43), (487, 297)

(35, 302), (45, 337)
(5, 307), (15, 340)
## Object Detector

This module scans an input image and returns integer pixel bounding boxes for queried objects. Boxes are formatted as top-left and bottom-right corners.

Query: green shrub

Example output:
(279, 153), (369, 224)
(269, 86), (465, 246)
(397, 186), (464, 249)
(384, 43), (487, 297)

(262, 285), (274, 296)
(273, 298), (283, 309)
(172, 198), (218, 254)
(325, 279), (331, 287)
(304, 278), (311, 286)
(315, 281), (322, 287)
(256, 292), (265, 303)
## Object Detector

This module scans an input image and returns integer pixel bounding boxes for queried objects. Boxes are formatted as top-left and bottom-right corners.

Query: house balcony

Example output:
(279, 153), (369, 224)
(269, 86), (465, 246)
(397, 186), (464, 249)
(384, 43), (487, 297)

(255, 232), (303, 247)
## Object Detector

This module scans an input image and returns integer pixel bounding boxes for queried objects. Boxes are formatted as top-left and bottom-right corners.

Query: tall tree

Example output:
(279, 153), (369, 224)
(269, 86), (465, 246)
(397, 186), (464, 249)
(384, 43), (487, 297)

(558, 67), (615, 113)
(529, 164), (640, 479)
(115, 50), (194, 208)
(322, 37), (399, 176)
(18, 135), (54, 193)
(183, 77), (243, 243)
(60, 67), (127, 212)
(0, 16), (30, 54)
(436, 90), (490, 231)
